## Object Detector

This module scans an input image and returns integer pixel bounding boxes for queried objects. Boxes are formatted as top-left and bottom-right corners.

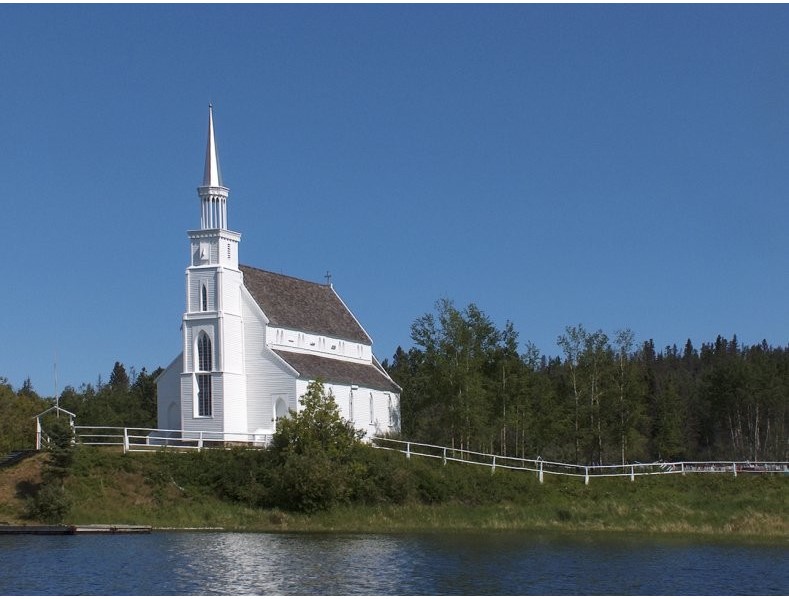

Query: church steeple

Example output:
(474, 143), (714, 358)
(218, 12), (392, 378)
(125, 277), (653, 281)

(202, 104), (222, 188)
(198, 104), (229, 230)
(181, 104), (245, 435)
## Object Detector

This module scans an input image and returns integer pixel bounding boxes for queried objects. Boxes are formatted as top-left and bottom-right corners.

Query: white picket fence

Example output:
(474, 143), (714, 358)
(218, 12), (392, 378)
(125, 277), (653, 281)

(73, 426), (787, 484)
(369, 437), (788, 483)
(74, 426), (273, 452)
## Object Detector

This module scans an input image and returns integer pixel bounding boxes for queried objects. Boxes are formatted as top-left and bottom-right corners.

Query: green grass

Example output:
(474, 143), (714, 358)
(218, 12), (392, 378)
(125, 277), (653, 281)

(7, 446), (787, 539)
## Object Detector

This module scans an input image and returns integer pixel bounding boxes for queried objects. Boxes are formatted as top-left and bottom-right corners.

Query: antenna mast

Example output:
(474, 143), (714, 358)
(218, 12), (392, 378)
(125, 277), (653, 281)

(53, 352), (59, 414)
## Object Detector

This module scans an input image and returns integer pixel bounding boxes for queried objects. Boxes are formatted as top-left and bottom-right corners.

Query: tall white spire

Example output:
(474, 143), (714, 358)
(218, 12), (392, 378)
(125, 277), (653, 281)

(202, 104), (223, 187)
(197, 104), (229, 230)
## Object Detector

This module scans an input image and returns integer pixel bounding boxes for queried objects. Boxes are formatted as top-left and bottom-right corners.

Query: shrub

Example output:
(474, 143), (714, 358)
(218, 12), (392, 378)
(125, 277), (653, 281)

(26, 483), (71, 523)
(269, 381), (364, 513)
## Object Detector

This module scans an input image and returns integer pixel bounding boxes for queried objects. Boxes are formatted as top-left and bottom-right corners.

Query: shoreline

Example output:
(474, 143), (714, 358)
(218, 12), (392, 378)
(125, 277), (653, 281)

(4, 451), (786, 542)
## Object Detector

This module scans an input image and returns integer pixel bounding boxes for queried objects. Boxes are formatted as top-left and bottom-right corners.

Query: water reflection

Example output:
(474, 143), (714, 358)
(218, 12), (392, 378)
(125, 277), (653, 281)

(164, 533), (423, 595)
(0, 531), (786, 595)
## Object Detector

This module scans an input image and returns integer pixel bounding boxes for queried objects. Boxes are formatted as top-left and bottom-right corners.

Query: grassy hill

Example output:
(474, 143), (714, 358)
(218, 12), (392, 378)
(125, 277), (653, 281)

(1, 446), (786, 539)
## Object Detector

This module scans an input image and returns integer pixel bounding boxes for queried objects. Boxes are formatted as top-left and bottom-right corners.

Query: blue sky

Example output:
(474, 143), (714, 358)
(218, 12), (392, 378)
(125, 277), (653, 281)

(3, 4), (789, 394)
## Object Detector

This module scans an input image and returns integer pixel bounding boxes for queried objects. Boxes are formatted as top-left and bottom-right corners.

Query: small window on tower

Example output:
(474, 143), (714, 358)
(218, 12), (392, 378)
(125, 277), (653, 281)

(201, 284), (208, 312)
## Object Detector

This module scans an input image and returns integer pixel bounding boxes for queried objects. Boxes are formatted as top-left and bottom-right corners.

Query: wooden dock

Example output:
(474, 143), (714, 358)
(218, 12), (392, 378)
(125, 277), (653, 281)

(0, 524), (152, 535)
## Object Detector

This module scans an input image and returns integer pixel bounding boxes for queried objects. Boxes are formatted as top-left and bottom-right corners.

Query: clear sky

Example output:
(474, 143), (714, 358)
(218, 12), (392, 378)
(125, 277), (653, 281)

(2, 4), (789, 395)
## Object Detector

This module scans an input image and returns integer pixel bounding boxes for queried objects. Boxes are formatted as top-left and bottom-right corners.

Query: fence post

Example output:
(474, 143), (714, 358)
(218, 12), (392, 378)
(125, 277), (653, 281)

(123, 428), (129, 454)
(584, 466), (590, 485)
(406, 442), (411, 459)
(491, 455), (496, 473)
(442, 447), (447, 466)
(681, 462), (686, 476)
(198, 431), (204, 452)
(732, 462), (737, 478)
(539, 459), (544, 484)
(630, 465), (635, 482)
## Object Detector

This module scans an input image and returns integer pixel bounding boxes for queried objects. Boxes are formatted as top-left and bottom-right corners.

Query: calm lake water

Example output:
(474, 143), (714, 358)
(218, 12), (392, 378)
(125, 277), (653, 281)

(0, 531), (786, 595)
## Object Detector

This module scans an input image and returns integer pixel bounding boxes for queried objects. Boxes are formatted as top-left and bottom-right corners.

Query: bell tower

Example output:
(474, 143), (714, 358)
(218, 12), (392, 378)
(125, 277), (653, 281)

(180, 105), (247, 439)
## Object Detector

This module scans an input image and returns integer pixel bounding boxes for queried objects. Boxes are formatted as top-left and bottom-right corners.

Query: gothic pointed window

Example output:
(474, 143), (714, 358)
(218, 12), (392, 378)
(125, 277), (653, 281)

(197, 333), (213, 416)
(201, 284), (208, 312)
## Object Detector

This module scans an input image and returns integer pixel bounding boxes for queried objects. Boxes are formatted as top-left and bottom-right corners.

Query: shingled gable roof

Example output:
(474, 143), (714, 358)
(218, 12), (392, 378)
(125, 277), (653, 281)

(272, 349), (401, 394)
(240, 264), (372, 344)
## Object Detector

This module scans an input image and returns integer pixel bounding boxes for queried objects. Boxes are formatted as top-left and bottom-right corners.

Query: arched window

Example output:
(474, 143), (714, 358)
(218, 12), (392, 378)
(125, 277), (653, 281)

(197, 333), (212, 416)
(201, 284), (208, 311)
(197, 333), (212, 371)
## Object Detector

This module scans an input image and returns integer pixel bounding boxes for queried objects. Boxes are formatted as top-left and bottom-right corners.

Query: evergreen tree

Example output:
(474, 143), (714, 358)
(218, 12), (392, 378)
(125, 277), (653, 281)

(108, 362), (130, 392)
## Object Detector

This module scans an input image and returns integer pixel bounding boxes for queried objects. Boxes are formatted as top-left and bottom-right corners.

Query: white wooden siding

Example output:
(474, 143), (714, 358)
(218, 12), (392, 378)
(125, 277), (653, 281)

(220, 372), (248, 436)
(242, 290), (297, 433)
(222, 316), (245, 374)
(221, 270), (243, 315)
(155, 354), (182, 430)
(188, 270), (216, 313)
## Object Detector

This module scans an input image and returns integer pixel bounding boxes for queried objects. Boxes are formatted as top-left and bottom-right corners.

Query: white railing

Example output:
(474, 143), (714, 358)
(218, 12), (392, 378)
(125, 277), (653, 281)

(74, 426), (273, 453)
(73, 427), (787, 482)
(368, 437), (789, 484)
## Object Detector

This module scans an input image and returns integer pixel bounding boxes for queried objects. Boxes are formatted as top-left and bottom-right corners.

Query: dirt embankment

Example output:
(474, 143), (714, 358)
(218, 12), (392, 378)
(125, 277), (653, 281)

(0, 454), (45, 523)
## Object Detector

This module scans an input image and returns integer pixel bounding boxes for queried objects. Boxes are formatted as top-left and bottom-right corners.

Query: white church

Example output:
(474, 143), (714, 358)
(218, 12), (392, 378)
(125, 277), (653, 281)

(156, 106), (401, 442)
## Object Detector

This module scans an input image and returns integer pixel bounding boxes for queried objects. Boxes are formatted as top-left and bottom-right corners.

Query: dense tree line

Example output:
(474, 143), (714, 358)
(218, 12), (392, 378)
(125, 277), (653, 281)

(385, 300), (788, 464)
(0, 363), (160, 454)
